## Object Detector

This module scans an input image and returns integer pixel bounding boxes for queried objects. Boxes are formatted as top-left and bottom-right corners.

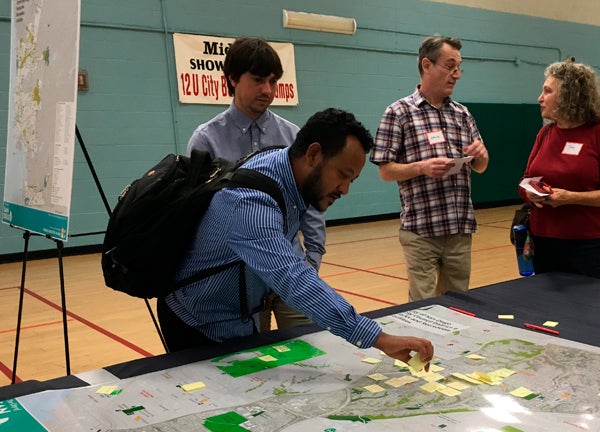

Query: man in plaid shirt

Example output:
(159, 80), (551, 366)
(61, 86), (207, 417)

(370, 35), (489, 301)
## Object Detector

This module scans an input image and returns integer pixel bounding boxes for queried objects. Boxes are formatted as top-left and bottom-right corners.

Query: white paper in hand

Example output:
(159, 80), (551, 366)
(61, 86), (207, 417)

(444, 156), (474, 176)
(519, 176), (549, 197)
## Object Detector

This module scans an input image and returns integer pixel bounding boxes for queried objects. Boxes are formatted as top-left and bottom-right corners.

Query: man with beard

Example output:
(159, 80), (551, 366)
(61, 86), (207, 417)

(158, 108), (435, 366)
(187, 37), (325, 332)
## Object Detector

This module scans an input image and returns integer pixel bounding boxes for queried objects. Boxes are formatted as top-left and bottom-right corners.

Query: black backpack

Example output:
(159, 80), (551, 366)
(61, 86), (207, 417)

(101, 148), (286, 299)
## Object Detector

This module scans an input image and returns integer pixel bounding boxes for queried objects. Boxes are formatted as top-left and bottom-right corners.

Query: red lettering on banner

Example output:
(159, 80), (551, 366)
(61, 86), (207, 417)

(201, 74), (221, 100)
(221, 75), (228, 97)
(180, 73), (199, 96)
(275, 83), (295, 102)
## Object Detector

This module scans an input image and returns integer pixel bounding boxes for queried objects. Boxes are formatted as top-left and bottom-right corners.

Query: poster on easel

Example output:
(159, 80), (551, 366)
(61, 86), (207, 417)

(2, 0), (81, 242)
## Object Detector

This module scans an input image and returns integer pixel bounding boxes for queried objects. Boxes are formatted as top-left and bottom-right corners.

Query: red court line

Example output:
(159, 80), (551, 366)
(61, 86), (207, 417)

(322, 261), (409, 281)
(334, 287), (398, 306)
(326, 235), (393, 247)
(0, 361), (21, 384)
(23, 287), (154, 357)
(320, 262), (408, 306)
(480, 224), (511, 229)
(0, 319), (74, 334)
(473, 244), (513, 253)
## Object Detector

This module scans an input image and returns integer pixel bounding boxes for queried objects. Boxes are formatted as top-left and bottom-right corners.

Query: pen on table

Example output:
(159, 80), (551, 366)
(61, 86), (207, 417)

(449, 307), (476, 317)
(524, 323), (560, 335)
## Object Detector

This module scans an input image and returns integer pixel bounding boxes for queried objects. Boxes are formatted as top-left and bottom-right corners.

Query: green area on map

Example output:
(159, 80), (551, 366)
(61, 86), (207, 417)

(203, 411), (249, 432)
(213, 339), (326, 377)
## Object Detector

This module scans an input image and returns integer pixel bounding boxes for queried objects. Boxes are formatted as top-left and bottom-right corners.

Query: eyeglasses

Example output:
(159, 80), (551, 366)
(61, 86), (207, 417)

(431, 60), (464, 75)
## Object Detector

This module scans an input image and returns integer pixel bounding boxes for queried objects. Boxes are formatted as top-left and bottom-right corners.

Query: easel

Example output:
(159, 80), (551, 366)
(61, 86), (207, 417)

(11, 125), (168, 384)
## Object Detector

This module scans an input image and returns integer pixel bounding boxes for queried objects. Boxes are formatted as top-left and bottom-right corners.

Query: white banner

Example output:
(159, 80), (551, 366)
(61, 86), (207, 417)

(173, 33), (298, 106)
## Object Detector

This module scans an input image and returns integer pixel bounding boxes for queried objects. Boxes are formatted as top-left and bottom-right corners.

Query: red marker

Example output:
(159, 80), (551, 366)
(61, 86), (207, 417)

(449, 307), (476, 317)
(524, 323), (560, 335)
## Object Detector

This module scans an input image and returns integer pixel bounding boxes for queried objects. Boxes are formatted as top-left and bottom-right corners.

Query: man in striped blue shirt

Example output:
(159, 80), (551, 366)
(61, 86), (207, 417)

(186, 37), (325, 332)
(158, 108), (434, 365)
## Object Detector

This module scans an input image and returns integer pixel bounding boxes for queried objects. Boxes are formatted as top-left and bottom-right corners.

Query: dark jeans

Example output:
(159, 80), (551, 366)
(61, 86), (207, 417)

(157, 297), (219, 352)
(532, 236), (600, 278)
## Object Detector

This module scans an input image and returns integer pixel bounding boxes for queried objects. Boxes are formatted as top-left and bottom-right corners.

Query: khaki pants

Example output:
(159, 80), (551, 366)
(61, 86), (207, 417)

(399, 230), (472, 302)
(259, 293), (313, 332)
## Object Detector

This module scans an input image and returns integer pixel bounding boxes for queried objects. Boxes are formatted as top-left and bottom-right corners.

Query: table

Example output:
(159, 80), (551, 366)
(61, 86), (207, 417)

(1, 271), (599, 402)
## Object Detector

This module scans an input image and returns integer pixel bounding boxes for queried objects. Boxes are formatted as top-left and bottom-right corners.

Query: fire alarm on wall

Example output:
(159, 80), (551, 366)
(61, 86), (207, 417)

(78, 69), (89, 91)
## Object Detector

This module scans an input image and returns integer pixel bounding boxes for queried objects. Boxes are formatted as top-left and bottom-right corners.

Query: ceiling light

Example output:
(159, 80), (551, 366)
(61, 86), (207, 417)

(282, 10), (357, 35)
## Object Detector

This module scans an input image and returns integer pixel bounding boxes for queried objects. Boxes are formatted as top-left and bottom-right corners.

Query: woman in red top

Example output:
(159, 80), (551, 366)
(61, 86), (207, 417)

(519, 60), (600, 278)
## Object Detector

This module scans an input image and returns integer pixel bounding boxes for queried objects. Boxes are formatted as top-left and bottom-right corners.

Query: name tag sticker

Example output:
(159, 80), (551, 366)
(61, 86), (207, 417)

(426, 130), (446, 145)
(562, 142), (583, 155)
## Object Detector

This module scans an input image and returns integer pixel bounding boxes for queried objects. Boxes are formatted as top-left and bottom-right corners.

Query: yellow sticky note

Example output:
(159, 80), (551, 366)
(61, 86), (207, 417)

(385, 377), (409, 388)
(472, 371), (502, 385)
(384, 377), (404, 388)
(543, 321), (559, 327)
(96, 385), (118, 395)
(422, 372), (445, 382)
(446, 380), (470, 391)
(385, 376), (419, 388)
(273, 345), (291, 352)
(362, 357), (382, 364)
(408, 354), (427, 372)
(258, 355), (277, 362)
(420, 382), (444, 393)
(498, 314), (514, 320)
(429, 364), (445, 372)
(466, 353), (486, 360)
(451, 372), (481, 385)
(394, 359), (409, 368)
(437, 386), (461, 397)
(368, 373), (388, 381)
(181, 381), (206, 392)
(493, 368), (516, 378)
(364, 384), (386, 393)
(510, 386), (535, 398)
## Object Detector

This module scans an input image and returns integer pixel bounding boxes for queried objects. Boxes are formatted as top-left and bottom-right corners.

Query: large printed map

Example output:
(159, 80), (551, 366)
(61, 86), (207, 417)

(2, 0), (80, 241)
(1, 305), (599, 431)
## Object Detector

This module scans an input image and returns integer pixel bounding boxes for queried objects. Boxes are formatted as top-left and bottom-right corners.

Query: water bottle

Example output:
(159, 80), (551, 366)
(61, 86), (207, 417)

(512, 224), (534, 276)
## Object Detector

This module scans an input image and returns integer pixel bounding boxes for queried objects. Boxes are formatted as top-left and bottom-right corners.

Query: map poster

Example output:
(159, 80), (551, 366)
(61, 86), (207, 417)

(173, 33), (298, 106)
(2, 0), (81, 242)
(1, 305), (599, 431)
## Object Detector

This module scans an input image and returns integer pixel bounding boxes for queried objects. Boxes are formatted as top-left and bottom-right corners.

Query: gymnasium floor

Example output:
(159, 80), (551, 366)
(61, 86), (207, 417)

(0, 205), (521, 388)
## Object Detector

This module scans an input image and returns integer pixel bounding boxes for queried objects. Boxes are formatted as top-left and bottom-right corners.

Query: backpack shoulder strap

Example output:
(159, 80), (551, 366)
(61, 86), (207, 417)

(174, 168), (288, 332)
(174, 168), (286, 290)
(227, 168), (287, 219)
